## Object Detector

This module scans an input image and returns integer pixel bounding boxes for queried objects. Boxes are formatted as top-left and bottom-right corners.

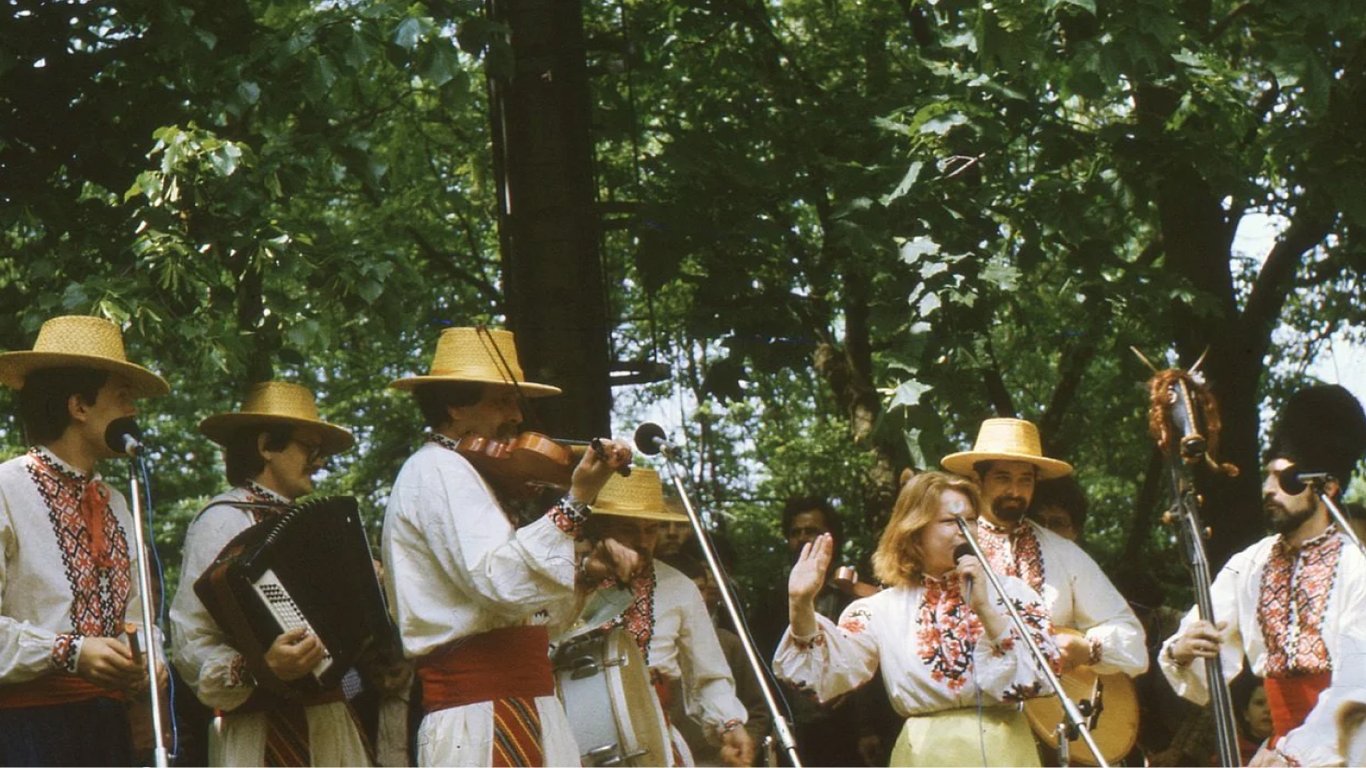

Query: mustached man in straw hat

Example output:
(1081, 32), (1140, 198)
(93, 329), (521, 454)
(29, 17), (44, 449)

(168, 381), (373, 766)
(578, 467), (755, 767)
(1161, 385), (1366, 766)
(380, 326), (637, 768)
(942, 419), (1147, 679)
(0, 315), (170, 766)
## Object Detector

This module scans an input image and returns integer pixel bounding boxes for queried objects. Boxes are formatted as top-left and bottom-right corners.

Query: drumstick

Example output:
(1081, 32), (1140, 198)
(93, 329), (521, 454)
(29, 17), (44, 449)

(125, 621), (143, 662)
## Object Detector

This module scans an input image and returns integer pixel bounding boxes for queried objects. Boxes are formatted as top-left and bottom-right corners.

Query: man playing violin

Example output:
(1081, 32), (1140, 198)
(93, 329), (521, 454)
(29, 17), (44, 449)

(1161, 384), (1366, 766)
(381, 326), (637, 768)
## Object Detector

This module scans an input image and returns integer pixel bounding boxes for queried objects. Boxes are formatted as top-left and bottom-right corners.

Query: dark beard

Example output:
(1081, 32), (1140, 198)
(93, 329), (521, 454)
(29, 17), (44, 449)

(992, 496), (1028, 522)
(1265, 501), (1314, 535)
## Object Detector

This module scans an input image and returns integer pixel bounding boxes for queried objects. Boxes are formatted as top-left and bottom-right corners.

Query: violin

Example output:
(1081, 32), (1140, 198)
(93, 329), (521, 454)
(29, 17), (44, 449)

(455, 431), (629, 497)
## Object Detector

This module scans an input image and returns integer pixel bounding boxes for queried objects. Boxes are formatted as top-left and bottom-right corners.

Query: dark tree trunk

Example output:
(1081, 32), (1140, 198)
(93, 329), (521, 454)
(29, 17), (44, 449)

(486, 0), (611, 439)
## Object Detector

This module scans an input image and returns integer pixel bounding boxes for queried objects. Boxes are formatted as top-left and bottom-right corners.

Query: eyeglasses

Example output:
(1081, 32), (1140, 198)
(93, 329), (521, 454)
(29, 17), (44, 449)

(292, 439), (326, 465)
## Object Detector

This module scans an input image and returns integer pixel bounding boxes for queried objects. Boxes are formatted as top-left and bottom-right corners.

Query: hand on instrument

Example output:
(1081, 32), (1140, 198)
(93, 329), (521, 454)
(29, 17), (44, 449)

(1055, 632), (1094, 672)
(265, 627), (325, 682)
(582, 536), (641, 584)
(569, 437), (633, 504)
(719, 725), (755, 767)
(1168, 619), (1226, 666)
(76, 636), (145, 690)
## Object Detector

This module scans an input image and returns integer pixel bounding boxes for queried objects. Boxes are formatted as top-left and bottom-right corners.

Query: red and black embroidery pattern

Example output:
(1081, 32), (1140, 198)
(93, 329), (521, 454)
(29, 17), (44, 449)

(977, 520), (1045, 594)
(602, 565), (658, 664)
(1258, 532), (1342, 677)
(916, 578), (983, 692)
(25, 449), (131, 641)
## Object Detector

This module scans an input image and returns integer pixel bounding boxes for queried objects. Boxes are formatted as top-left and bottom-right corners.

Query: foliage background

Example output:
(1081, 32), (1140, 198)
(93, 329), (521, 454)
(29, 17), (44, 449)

(3, 0), (1364, 606)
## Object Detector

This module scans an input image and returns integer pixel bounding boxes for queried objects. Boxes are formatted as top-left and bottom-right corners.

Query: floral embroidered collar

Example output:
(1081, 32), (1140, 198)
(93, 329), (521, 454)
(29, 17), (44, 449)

(1258, 530), (1344, 677)
(916, 575), (981, 692)
(426, 432), (462, 452)
(976, 518), (1046, 593)
(243, 481), (291, 506)
(29, 446), (95, 485)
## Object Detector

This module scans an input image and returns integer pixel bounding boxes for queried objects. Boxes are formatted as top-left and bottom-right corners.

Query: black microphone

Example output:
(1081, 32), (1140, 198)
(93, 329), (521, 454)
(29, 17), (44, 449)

(1278, 465), (1333, 496)
(953, 542), (976, 593)
(633, 422), (670, 456)
(104, 417), (143, 457)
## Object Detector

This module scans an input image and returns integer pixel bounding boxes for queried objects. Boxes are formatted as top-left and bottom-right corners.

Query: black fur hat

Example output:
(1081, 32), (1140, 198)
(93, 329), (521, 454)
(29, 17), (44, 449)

(1267, 384), (1366, 484)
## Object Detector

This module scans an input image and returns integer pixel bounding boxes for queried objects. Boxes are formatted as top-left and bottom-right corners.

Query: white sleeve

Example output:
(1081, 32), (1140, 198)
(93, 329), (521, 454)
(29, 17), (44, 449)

(772, 600), (880, 705)
(673, 576), (747, 742)
(0, 486), (61, 683)
(1158, 556), (1246, 705)
(1063, 544), (1149, 676)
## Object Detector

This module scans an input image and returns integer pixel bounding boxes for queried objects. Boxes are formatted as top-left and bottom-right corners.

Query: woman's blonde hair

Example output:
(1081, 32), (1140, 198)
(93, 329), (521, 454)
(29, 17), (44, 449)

(872, 470), (982, 588)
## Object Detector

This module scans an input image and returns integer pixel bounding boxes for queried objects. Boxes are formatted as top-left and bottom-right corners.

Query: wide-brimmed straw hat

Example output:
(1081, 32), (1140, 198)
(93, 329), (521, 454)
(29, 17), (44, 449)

(389, 327), (561, 397)
(593, 467), (688, 522)
(941, 418), (1073, 480)
(199, 381), (355, 455)
(0, 315), (169, 397)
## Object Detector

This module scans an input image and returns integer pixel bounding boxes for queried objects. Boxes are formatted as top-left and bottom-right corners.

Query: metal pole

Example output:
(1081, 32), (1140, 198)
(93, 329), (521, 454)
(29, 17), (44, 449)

(126, 457), (169, 768)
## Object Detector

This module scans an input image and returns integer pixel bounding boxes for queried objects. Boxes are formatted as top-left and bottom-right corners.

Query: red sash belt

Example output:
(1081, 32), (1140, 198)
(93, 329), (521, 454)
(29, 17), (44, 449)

(416, 626), (553, 714)
(0, 674), (124, 710)
(1264, 671), (1332, 747)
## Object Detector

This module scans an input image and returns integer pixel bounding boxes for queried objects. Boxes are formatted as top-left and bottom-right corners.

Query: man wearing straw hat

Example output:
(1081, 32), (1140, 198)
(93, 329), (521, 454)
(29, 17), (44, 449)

(942, 418), (1146, 678)
(582, 467), (755, 767)
(0, 315), (169, 765)
(169, 380), (370, 767)
(382, 326), (636, 767)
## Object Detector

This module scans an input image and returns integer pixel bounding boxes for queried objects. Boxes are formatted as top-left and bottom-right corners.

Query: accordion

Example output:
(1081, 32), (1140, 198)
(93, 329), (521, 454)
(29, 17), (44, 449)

(194, 495), (393, 697)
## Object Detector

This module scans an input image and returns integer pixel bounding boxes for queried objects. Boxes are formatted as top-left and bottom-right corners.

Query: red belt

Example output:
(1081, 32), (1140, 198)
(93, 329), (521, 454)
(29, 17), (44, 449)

(1264, 671), (1332, 747)
(416, 626), (553, 714)
(0, 674), (124, 710)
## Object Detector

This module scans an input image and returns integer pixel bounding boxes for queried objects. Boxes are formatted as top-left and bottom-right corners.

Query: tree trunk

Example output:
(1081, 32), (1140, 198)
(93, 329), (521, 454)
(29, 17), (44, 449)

(486, 0), (611, 439)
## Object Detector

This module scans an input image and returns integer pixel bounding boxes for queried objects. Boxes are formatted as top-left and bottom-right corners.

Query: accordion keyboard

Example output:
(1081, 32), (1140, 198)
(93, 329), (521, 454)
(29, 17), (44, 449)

(252, 569), (334, 680)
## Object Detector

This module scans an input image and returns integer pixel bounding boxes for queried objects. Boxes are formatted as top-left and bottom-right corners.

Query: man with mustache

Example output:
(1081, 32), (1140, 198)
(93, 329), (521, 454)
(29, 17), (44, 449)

(1161, 384), (1366, 766)
(382, 326), (637, 767)
(942, 418), (1147, 677)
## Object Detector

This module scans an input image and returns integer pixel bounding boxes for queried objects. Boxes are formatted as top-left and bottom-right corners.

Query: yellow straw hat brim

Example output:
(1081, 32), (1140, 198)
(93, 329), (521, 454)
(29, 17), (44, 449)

(388, 327), (561, 396)
(941, 450), (1073, 480)
(0, 316), (168, 397)
(388, 375), (561, 397)
(199, 381), (354, 455)
(941, 417), (1073, 480)
(591, 467), (688, 522)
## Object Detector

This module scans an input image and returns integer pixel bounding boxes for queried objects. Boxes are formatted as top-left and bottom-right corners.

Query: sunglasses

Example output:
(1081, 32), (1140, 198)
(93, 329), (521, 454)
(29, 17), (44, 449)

(292, 439), (326, 465)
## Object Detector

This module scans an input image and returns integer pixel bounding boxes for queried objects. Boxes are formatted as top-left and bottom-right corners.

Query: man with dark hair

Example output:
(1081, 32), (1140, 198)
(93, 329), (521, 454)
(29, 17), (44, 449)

(1162, 384), (1366, 766)
(0, 315), (169, 766)
(382, 326), (636, 767)
(942, 419), (1146, 676)
(170, 381), (368, 766)
(1029, 475), (1088, 543)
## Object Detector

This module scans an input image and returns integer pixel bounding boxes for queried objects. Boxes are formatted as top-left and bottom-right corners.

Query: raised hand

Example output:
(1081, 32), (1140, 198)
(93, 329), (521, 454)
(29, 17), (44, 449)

(569, 437), (633, 504)
(788, 533), (833, 637)
(581, 536), (642, 584)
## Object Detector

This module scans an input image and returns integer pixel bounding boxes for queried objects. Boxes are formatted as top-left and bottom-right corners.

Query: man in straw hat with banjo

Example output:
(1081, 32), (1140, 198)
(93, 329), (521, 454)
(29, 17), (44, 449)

(381, 326), (637, 767)
(0, 315), (170, 765)
(577, 467), (755, 767)
(169, 380), (370, 766)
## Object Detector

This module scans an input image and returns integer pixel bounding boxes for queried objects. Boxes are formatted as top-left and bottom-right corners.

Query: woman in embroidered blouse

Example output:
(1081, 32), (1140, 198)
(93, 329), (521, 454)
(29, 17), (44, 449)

(774, 471), (1058, 767)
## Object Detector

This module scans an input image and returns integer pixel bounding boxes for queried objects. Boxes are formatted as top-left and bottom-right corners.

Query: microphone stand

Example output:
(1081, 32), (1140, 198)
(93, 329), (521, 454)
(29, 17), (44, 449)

(649, 442), (803, 768)
(1307, 477), (1366, 558)
(123, 452), (170, 768)
(952, 516), (1109, 768)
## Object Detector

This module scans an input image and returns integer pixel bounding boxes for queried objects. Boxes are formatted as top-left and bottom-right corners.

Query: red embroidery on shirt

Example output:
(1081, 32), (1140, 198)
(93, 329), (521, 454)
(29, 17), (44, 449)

(839, 607), (872, 635)
(1258, 532), (1342, 677)
(25, 450), (131, 639)
(601, 565), (658, 664)
(977, 520), (1045, 594)
(916, 579), (983, 692)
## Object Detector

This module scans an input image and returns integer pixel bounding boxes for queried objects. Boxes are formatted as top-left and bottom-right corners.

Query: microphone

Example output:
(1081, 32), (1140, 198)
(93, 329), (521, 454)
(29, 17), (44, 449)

(1278, 465), (1334, 496)
(104, 417), (144, 457)
(953, 542), (976, 594)
(633, 422), (671, 456)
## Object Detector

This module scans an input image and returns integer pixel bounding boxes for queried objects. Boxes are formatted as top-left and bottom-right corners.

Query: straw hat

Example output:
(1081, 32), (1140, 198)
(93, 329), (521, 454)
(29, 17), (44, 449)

(0, 315), (169, 397)
(941, 418), (1073, 480)
(199, 381), (355, 455)
(389, 327), (561, 397)
(592, 467), (688, 522)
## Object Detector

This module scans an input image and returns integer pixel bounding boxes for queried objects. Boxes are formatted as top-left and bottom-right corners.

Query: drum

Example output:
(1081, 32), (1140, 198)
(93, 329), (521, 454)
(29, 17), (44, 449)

(553, 626), (671, 767)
